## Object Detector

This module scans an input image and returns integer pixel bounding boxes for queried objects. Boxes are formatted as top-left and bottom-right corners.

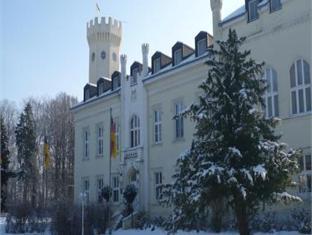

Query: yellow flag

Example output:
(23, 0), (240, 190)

(43, 136), (51, 169)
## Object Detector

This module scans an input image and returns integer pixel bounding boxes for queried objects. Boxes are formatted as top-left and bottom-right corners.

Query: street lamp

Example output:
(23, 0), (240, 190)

(80, 192), (87, 235)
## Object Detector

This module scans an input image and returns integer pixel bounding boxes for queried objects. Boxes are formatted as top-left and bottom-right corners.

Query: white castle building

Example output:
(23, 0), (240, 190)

(73, 0), (311, 217)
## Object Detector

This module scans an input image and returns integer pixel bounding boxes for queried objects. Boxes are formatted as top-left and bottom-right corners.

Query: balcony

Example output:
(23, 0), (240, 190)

(124, 146), (143, 161)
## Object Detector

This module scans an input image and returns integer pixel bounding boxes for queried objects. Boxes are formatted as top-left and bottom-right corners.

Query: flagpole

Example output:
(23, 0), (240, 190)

(108, 107), (112, 234)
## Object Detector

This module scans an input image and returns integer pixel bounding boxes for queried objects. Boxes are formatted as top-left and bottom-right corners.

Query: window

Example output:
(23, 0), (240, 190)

(112, 176), (120, 202)
(131, 68), (139, 85)
(98, 83), (104, 95)
(174, 49), (182, 65)
(115, 117), (120, 152)
(175, 102), (184, 139)
(82, 177), (90, 203)
(85, 89), (90, 100)
(290, 59), (311, 115)
(83, 129), (89, 159)
(112, 77), (120, 90)
(96, 176), (104, 203)
(153, 57), (161, 73)
(298, 154), (312, 193)
(264, 68), (279, 117)
(130, 115), (140, 148)
(270, 0), (281, 12)
(154, 110), (162, 144)
(91, 52), (95, 62)
(248, 0), (258, 22)
(155, 172), (163, 200)
(97, 125), (104, 157)
(197, 38), (207, 56)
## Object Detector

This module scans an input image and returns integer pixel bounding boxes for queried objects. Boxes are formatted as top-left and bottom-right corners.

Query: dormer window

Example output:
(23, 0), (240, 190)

(131, 67), (139, 86)
(98, 83), (104, 95)
(270, 0), (281, 12)
(197, 38), (207, 56)
(174, 49), (182, 65)
(153, 57), (161, 73)
(248, 0), (258, 22)
(85, 89), (90, 100)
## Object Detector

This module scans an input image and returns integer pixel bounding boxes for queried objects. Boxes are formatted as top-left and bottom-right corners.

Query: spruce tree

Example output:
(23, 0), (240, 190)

(15, 103), (38, 207)
(1, 115), (10, 212)
(166, 30), (301, 235)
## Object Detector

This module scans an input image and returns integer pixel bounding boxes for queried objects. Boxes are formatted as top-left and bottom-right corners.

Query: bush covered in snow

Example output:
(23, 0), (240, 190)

(50, 201), (110, 235)
(122, 184), (137, 217)
(5, 202), (48, 233)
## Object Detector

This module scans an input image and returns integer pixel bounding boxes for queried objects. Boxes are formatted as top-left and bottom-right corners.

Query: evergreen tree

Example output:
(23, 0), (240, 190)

(15, 103), (38, 207)
(165, 30), (301, 235)
(1, 115), (10, 211)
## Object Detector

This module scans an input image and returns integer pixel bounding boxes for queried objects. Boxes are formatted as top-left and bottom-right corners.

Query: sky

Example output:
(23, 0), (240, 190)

(1, 0), (244, 106)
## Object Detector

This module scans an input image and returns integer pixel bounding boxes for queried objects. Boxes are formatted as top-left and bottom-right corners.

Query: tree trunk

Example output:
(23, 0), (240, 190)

(236, 205), (250, 235)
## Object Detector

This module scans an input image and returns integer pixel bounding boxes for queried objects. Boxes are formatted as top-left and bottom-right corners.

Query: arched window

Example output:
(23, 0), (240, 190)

(264, 67), (279, 117)
(290, 59), (311, 114)
(130, 115), (140, 148)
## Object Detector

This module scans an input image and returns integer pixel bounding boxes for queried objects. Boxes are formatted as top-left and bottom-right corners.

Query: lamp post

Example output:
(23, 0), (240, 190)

(80, 192), (87, 235)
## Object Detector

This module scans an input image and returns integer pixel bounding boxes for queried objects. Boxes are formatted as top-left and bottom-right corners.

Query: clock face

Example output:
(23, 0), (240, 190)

(101, 51), (106, 60)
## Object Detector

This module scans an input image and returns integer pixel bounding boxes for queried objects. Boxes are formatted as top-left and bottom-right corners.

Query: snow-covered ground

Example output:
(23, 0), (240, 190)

(0, 217), (301, 235)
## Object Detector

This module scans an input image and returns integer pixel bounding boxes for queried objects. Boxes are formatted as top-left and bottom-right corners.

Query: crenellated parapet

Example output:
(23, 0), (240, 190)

(87, 17), (122, 45)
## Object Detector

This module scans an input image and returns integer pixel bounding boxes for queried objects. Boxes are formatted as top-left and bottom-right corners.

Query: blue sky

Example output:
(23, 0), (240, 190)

(1, 0), (244, 105)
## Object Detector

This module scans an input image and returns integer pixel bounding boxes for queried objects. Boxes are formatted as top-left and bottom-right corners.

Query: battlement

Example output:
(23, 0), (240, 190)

(87, 17), (122, 42)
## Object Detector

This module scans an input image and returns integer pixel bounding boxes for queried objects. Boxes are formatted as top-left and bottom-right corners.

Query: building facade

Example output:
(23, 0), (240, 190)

(73, 0), (311, 217)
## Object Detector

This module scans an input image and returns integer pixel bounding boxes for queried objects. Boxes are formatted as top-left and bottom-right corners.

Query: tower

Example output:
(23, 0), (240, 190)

(210, 0), (223, 42)
(87, 17), (122, 84)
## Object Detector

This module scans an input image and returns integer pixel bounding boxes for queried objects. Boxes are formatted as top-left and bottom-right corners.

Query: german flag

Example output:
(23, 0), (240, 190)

(110, 113), (117, 159)
(43, 136), (51, 169)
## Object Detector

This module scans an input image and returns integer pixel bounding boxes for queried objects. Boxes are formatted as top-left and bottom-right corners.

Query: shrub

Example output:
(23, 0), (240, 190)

(50, 201), (110, 235)
(291, 209), (311, 234)
(122, 184), (137, 217)
(5, 201), (48, 233)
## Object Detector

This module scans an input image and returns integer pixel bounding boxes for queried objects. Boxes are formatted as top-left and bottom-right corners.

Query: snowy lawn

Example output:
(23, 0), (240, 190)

(0, 217), (301, 235)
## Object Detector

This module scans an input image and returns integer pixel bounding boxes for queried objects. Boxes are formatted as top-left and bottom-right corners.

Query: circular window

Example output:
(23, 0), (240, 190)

(112, 52), (117, 61)
(91, 52), (95, 62)
(101, 51), (106, 60)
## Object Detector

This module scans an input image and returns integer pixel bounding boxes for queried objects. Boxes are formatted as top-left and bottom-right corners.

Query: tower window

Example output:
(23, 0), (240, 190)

(112, 52), (117, 61)
(91, 52), (95, 62)
(248, 0), (259, 22)
(101, 51), (106, 60)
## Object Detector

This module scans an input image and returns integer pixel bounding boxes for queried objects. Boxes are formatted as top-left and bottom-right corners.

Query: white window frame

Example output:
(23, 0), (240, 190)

(130, 115), (140, 148)
(96, 176), (104, 203)
(264, 67), (279, 118)
(82, 177), (90, 203)
(155, 172), (163, 200)
(154, 110), (162, 144)
(290, 59), (311, 115)
(298, 154), (312, 193)
(270, 0), (281, 12)
(153, 57), (161, 73)
(97, 124), (104, 157)
(112, 175), (120, 203)
(114, 117), (120, 152)
(175, 102), (184, 139)
(248, 0), (258, 22)
(83, 128), (90, 159)
(174, 49), (182, 65)
(197, 38), (207, 56)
